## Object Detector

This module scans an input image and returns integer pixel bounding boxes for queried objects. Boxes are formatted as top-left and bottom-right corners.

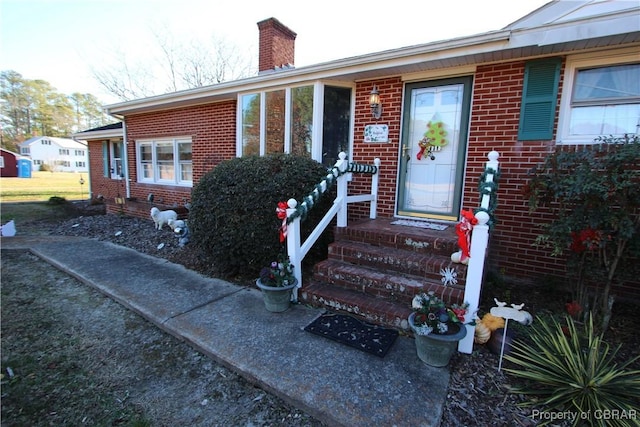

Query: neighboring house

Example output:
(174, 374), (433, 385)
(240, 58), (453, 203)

(83, 1), (640, 302)
(1, 148), (20, 177)
(18, 136), (89, 172)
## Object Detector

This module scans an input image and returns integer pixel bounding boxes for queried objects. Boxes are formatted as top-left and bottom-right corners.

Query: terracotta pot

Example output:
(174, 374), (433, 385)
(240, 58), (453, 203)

(256, 279), (297, 312)
(408, 312), (467, 367)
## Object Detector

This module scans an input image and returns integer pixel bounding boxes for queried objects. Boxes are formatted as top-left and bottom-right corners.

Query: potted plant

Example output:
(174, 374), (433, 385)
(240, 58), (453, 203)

(256, 255), (297, 312)
(408, 292), (469, 367)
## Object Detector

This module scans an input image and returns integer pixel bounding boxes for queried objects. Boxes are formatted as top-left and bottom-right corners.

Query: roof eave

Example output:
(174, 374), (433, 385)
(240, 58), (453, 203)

(104, 5), (640, 116)
(72, 129), (123, 139)
(104, 30), (512, 115)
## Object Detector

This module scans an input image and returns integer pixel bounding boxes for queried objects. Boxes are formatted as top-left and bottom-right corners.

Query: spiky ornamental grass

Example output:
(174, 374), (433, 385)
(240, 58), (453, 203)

(504, 314), (640, 427)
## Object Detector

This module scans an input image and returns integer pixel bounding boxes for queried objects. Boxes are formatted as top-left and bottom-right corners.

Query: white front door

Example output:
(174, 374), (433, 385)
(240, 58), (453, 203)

(397, 77), (472, 220)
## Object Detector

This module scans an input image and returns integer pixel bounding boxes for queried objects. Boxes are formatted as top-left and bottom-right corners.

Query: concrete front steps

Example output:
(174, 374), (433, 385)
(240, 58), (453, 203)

(300, 218), (467, 331)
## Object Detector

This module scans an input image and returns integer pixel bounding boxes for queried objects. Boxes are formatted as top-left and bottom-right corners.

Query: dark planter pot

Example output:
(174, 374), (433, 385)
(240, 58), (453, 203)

(487, 327), (515, 355)
(408, 312), (467, 367)
(256, 279), (297, 313)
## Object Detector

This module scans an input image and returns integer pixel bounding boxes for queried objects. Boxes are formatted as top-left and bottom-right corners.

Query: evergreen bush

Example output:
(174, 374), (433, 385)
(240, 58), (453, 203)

(190, 154), (335, 278)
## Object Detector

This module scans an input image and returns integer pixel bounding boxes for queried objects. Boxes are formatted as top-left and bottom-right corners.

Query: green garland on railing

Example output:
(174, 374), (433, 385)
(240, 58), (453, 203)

(348, 162), (378, 174)
(475, 167), (500, 229)
(285, 161), (378, 224)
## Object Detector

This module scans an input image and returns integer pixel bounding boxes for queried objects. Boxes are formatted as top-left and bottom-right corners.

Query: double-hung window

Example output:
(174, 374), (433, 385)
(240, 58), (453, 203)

(137, 138), (192, 186)
(110, 141), (123, 178)
(558, 49), (640, 144)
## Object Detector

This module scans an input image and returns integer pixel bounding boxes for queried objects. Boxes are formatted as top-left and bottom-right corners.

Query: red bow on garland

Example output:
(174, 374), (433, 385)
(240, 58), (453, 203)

(455, 209), (478, 262)
(276, 201), (288, 243)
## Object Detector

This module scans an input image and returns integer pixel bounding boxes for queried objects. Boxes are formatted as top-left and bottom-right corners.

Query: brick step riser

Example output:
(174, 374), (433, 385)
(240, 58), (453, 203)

(327, 245), (467, 286)
(300, 283), (414, 331)
(305, 220), (466, 330)
(334, 228), (459, 257)
(313, 261), (464, 306)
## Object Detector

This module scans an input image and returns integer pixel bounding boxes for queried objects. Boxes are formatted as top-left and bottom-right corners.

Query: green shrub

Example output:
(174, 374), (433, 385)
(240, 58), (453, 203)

(504, 314), (640, 426)
(190, 154), (335, 278)
(527, 134), (640, 330)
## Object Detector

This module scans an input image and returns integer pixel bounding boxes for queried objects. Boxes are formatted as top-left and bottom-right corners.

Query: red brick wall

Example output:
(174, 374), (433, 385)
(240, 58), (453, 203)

(346, 63), (579, 290)
(95, 60), (638, 297)
(88, 140), (127, 200)
(350, 78), (404, 219)
(124, 101), (237, 208)
(463, 61), (568, 285)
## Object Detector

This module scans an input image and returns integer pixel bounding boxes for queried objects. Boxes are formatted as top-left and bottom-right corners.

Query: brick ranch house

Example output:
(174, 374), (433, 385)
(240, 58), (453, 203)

(76, 1), (640, 311)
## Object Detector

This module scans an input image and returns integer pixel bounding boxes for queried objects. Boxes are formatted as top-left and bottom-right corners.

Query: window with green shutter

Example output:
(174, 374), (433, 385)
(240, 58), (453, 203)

(518, 58), (562, 141)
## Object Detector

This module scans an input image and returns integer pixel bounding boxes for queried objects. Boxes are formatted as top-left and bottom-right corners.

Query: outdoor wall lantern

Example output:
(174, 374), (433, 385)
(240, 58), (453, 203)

(369, 85), (382, 119)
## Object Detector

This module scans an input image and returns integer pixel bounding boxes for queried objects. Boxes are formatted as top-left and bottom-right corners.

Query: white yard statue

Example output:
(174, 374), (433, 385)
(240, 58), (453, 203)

(490, 298), (532, 371)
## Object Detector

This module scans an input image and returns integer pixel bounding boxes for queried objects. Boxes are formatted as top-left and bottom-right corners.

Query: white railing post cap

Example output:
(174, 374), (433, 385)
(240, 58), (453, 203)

(338, 152), (347, 160)
(475, 210), (490, 225)
(488, 151), (499, 161)
(287, 198), (298, 209)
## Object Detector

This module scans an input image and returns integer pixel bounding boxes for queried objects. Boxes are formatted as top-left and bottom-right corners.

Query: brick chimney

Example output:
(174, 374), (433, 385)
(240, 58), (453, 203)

(257, 18), (296, 73)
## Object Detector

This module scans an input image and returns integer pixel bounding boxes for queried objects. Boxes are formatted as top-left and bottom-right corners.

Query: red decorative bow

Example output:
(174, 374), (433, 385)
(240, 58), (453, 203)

(455, 209), (478, 262)
(276, 201), (288, 243)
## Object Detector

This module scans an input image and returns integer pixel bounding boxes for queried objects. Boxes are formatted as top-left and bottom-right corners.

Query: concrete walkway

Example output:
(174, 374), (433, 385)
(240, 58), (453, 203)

(1, 235), (449, 426)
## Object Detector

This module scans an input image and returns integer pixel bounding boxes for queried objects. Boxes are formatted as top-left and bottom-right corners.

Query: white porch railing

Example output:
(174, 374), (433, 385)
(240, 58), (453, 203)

(459, 150), (500, 354)
(284, 152), (381, 301)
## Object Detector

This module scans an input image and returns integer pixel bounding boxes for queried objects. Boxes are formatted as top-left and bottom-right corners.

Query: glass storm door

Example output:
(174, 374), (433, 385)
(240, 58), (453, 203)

(397, 77), (472, 220)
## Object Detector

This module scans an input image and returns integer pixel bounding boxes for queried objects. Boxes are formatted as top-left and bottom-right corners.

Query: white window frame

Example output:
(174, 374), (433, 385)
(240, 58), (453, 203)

(557, 48), (640, 144)
(136, 137), (192, 186)
(110, 141), (123, 179)
(236, 81), (354, 162)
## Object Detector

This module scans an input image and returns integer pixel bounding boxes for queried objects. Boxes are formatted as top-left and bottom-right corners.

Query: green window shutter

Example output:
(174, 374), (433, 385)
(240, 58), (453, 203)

(518, 58), (561, 141)
(102, 141), (109, 177)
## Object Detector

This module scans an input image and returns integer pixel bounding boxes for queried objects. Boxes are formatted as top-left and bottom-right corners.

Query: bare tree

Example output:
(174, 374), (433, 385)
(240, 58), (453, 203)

(93, 29), (255, 102)
(92, 47), (157, 102)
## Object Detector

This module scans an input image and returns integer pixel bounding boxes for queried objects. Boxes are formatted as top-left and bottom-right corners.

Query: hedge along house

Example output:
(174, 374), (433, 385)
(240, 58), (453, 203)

(89, 1), (640, 325)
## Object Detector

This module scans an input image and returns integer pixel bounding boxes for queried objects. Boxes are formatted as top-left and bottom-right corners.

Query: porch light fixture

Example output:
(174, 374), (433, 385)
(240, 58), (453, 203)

(369, 85), (382, 119)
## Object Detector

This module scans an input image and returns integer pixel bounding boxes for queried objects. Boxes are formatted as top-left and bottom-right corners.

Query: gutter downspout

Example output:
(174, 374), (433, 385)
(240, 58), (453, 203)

(122, 120), (130, 199)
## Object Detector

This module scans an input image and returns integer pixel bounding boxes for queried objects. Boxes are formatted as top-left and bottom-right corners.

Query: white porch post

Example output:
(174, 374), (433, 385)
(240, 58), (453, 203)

(335, 153), (349, 227)
(458, 211), (490, 354)
(458, 150), (499, 354)
(285, 198), (302, 302)
(369, 158), (380, 219)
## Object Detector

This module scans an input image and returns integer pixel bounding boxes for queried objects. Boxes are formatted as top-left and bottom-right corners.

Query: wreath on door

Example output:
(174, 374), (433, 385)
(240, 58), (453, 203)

(416, 114), (449, 161)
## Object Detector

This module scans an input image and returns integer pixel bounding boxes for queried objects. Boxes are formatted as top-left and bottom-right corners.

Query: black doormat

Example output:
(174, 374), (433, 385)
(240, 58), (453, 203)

(303, 312), (399, 358)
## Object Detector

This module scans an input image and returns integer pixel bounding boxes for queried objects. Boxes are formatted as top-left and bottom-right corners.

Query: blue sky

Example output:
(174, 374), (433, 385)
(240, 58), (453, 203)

(1, 0), (550, 104)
